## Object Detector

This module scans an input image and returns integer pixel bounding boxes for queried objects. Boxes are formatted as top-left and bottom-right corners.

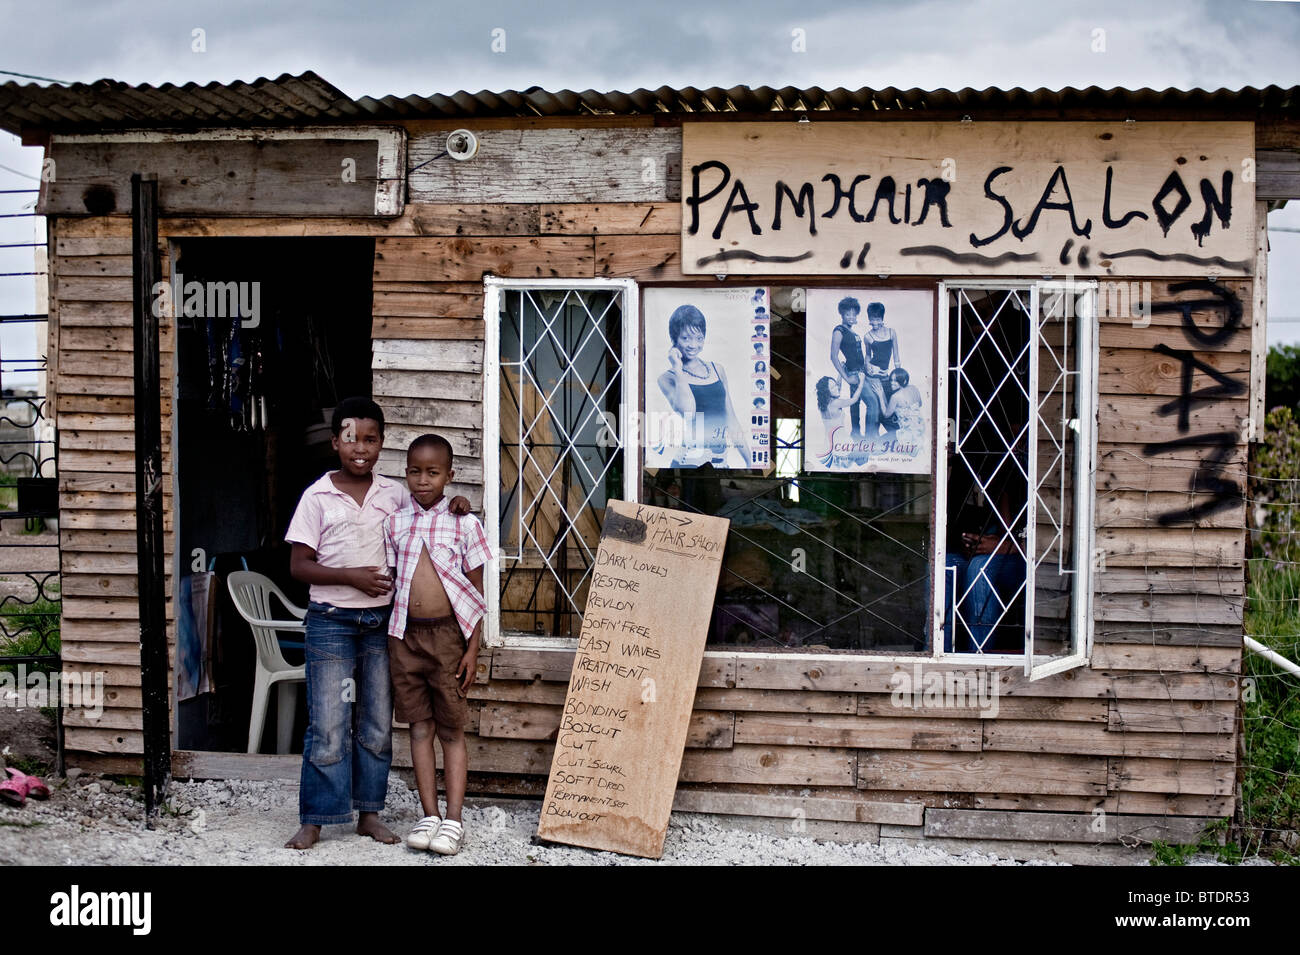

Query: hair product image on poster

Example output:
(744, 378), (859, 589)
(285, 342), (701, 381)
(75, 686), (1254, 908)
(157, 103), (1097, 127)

(805, 288), (933, 474)
(645, 287), (770, 470)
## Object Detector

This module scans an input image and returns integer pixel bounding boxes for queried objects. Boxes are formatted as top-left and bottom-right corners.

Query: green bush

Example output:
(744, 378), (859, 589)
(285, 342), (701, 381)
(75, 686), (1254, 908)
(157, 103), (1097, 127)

(1252, 407), (1300, 563)
(1151, 820), (1241, 865)
(1267, 344), (1300, 413)
(0, 597), (61, 674)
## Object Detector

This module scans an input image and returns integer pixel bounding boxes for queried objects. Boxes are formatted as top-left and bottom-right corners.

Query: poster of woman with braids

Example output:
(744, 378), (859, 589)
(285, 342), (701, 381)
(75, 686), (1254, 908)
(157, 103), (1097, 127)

(805, 288), (933, 474)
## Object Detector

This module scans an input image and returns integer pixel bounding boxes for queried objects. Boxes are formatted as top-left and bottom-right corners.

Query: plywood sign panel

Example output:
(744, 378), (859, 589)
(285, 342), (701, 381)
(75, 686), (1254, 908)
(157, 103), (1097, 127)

(41, 128), (405, 217)
(536, 500), (729, 858)
(408, 127), (681, 203)
(681, 122), (1255, 277)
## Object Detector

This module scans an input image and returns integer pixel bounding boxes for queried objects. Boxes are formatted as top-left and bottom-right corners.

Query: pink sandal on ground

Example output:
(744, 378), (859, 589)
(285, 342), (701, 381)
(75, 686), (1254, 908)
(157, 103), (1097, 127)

(0, 767), (50, 807)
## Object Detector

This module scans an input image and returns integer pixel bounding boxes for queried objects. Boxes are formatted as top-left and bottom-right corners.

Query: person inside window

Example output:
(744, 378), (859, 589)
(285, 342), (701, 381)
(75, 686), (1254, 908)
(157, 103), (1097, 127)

(942, 451), (1028, 654)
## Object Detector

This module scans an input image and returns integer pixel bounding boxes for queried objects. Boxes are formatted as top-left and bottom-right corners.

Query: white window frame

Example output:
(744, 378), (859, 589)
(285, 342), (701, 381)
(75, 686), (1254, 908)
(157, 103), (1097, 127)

(484, 276), (1096, 672)
(931, 279), (1098, 677)
(482, 276), (640, 649)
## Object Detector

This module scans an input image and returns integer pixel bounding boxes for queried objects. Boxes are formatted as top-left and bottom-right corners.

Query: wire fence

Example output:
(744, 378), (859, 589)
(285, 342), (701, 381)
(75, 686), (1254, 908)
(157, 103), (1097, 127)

(1241, 447), (1300, 862)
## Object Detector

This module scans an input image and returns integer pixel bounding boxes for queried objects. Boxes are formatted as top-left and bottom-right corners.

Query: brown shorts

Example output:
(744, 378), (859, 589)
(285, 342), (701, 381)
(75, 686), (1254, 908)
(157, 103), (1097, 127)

(388, 616), (469, 729)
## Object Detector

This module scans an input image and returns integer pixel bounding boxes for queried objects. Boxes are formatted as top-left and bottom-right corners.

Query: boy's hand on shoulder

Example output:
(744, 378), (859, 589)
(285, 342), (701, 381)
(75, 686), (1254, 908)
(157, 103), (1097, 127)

(348, 566), (393, 597)
(450, 495), (472, 516)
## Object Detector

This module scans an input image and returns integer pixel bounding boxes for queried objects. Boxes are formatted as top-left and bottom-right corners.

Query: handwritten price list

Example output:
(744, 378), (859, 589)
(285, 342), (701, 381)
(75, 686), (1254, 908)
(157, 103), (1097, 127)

(535, 500), (729, 858)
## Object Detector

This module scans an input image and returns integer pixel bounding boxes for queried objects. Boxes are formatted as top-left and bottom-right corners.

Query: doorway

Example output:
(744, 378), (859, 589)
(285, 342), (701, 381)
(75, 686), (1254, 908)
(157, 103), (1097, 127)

(172, 237), (374, 753)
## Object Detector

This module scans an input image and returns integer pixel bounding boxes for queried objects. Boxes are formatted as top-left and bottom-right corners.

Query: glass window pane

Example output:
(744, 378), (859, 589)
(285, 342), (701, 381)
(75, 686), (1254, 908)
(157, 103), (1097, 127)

(643, 288), (932, 653)
(498, 288), (623, 637)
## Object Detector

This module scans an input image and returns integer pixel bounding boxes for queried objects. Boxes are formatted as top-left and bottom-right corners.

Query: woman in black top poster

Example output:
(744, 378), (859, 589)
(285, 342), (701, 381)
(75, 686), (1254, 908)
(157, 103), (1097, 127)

(656, 303), (748, 467)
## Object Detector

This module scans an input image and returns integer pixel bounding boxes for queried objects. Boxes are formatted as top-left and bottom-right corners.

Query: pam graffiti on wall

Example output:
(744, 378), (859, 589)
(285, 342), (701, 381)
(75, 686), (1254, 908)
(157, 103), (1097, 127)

(1137, 280), (1246, 527)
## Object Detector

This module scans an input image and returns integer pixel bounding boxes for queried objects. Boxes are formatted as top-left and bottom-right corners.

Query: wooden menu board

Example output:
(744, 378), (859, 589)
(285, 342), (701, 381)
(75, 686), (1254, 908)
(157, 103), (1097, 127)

(536, 500), (729, 858)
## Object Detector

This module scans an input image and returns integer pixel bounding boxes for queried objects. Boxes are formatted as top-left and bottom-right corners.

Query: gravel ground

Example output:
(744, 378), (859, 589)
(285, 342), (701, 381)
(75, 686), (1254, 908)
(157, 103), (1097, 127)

(0, 772), (1073, 866)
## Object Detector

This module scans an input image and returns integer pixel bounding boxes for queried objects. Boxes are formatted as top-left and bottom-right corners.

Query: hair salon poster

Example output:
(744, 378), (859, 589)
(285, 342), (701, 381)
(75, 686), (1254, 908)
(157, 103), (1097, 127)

(644, 287), (770, 470)
(804, 288), (933, 474)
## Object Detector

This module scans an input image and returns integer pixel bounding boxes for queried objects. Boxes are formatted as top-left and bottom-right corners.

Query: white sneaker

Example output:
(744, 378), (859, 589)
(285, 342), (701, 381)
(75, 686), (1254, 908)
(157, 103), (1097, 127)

(406, 815), (442, 851)
(429, 818), (465, 855)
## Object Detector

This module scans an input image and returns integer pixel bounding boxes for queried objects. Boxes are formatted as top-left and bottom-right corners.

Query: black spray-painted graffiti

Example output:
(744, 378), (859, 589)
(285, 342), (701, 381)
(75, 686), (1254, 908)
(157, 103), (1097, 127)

(689, 160), (1243, 271)
(1139, 280), (1246, 526)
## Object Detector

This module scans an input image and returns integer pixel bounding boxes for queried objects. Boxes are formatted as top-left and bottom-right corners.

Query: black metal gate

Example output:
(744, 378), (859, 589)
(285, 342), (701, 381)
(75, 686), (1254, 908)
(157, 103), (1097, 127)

(0, 184), (62, 770)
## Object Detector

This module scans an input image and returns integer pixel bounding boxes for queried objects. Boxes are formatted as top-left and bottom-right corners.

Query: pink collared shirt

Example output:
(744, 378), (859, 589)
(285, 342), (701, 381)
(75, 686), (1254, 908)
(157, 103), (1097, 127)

(384, 495), (491, 643)
(285, 471), (406, 609)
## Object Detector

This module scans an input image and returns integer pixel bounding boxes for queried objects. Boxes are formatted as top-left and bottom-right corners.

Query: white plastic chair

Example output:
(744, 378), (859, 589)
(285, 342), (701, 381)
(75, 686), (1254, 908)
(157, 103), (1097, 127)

(226, 571), (307, 755)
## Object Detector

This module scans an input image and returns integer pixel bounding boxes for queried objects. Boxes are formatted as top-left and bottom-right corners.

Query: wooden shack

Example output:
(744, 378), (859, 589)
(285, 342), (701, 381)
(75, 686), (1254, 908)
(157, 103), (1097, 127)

(3, 73), (1298, 860)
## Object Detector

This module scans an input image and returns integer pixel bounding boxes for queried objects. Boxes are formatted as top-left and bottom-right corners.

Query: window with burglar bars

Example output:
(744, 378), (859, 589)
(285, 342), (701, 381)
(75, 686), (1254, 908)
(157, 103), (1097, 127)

(937, 282), (1095, 671)
(489, 283), (635, 640)
(485, 280), (1093, 665)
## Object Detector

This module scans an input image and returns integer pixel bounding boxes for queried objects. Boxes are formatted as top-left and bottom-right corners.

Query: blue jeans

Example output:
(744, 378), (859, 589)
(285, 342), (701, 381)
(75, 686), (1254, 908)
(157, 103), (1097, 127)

(299, 601), (394, 825)
(943, 553), (1026, 653)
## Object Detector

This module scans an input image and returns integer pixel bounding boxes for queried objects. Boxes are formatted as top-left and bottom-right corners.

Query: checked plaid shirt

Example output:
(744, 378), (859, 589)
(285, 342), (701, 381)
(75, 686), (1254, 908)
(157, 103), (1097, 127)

(384, 494), (492, 643)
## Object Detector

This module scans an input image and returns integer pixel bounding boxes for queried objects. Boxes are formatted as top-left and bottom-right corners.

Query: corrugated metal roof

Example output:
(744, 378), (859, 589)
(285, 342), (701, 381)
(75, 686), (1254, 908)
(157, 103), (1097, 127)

(354, 82), (1300, 119)
(0, 72), (361, 135)
(3, 72), (1299, 135)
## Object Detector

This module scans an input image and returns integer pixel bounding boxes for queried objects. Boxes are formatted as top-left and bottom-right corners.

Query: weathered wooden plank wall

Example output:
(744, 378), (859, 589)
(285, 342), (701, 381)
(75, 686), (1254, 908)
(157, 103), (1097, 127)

(52, 229), (176, 758)
(49, 117), (1252, 848)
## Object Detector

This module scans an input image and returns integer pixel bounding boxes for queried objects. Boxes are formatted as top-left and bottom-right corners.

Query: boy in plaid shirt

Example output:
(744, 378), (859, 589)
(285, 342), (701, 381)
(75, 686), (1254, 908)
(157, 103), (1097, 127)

(384, 433), (491, 855)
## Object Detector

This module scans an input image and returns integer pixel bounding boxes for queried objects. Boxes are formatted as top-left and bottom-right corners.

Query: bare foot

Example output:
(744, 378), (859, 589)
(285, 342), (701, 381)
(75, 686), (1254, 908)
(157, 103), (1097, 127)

(356, 812), (399, 844)
(285, 824), (321, 850)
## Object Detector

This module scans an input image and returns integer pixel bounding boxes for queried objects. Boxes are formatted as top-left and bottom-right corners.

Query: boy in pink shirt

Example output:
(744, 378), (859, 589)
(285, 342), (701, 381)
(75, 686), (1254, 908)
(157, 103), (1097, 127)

(282, 398), (468, 850)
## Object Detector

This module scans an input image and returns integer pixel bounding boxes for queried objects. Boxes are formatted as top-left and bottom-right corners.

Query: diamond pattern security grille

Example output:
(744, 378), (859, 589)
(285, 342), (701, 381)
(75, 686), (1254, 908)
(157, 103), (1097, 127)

(945, 286), (1080, 656)
(1030, 285), (1083, 661)
(498, 289), (624, 637)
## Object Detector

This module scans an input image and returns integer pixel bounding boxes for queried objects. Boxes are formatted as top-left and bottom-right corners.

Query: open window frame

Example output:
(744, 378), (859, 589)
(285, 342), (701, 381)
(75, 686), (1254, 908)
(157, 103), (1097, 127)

(482, 276), (641, 649)
(932, 279), (1098, 678)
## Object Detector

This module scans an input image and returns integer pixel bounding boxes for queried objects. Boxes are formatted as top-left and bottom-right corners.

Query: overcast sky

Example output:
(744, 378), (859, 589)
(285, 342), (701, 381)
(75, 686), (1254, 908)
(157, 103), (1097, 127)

(2, 0), (1299, 380)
